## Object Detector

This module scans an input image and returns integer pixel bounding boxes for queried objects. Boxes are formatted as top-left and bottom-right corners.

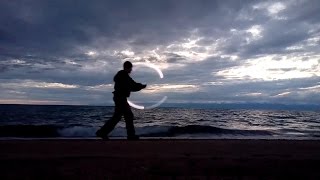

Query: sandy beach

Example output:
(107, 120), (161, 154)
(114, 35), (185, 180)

(0, 139), (320, 179)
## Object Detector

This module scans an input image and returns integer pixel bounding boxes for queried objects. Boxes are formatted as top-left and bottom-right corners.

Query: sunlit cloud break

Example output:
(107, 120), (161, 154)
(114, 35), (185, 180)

(144, 84), (199, 93)
(0, 0), (320, 105)
(2, 80), (79, 89)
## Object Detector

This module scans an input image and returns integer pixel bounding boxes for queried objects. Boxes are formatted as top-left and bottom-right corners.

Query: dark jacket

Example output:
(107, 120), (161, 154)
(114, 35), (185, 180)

(113, 70), (144, 97)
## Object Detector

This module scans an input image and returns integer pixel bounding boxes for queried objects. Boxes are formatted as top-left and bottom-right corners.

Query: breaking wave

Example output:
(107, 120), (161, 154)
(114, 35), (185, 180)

(0, 125), (273, 138)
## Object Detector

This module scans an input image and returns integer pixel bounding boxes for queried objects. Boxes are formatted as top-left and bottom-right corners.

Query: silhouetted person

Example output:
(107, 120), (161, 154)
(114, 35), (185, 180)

(96, 61), (146, 140)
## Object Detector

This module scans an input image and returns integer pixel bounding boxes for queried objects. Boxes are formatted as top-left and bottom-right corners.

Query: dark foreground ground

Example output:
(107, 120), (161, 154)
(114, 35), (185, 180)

(0, 139), (320, 179)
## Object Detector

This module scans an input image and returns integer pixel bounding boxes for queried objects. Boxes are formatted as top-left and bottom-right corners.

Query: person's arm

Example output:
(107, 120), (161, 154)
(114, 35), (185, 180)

(129, 77), (146, 92)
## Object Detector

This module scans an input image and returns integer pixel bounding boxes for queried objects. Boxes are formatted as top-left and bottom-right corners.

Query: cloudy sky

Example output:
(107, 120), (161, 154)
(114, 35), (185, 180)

(0, 0), (319, 106)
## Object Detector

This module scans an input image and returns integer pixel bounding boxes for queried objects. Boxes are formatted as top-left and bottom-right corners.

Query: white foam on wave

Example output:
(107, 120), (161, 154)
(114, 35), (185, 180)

(136, 125), (170, 135)
(110, 126), (170, 137)
(57, 126), (131, 137)
(57, 125), (171, 137)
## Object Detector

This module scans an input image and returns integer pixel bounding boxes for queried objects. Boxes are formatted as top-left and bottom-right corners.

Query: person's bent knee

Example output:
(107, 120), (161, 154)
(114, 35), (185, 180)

(124, 115), (133, 120)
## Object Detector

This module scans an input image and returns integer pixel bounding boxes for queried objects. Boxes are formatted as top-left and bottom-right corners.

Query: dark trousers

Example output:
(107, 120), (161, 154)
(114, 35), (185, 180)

(99, 96), (135, 137)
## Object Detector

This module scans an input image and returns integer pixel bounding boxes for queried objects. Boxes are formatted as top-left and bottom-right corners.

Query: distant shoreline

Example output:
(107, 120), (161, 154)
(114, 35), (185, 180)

(1, 103), (319, 111)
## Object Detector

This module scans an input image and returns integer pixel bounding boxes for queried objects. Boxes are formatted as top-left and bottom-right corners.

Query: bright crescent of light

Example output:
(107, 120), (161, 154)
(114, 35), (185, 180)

(145, 96), (167, 109)
(127, 62), (166, 110)
(133, 62), (163, 79)
(127, 100), (145, 110)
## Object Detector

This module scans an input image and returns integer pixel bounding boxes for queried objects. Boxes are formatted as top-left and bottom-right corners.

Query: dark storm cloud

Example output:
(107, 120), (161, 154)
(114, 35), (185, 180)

(286, 0), (320, 24)
(207, 0), (320, 59)
(0, 0), (255, 56)
(0, 0), (319, 105)
(164, 53), (186, 63)
(242, 21), (311, 57)
(161, 55), (241, 85)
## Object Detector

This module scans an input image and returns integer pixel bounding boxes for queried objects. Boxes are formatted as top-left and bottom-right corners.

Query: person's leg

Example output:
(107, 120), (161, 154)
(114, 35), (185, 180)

(123, 101), (138, 139)
(96, 97), (123, 138)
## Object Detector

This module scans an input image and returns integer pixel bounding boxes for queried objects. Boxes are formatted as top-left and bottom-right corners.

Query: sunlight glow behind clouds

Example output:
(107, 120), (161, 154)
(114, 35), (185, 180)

(85, 51), (98, 57)
(217, 55), (320, 81)
(275, 91), (291, 97)
(299, 84), (320, 91)
(5, 81), (79, 89)
(0, 99), (66, 105)
(246, 25), (263, 40)
(253, 1), (286, 15)
(144, 84), (199, 93)
(253, 1), (287, 20)
(84, 84), (113, 91)
(1, 0), (319, 105)
(268, 2), (286, 15)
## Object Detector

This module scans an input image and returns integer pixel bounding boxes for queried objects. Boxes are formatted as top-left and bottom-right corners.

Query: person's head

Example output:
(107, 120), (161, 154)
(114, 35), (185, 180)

(123, 61), (133, 73)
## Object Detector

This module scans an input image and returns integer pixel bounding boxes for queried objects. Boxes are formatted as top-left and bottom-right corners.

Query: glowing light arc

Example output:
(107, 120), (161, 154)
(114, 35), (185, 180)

(127, 62), (166, 109)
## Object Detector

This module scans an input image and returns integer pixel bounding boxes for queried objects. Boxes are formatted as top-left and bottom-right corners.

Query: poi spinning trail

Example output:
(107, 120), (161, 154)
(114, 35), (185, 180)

(127, 62), (167, 109)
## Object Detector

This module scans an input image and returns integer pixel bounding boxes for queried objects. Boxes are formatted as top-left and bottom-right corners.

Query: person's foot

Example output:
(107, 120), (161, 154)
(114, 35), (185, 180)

(127, 135), (140, 140)
(96, 130), (109, 140)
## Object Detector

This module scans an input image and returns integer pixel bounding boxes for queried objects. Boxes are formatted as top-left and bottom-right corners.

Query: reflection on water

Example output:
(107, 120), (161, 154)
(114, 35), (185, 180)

(0, 105), (319, 139)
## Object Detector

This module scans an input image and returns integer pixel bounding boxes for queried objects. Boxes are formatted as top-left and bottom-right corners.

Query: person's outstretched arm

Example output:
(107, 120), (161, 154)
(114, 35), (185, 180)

(129, 77), (146, 92)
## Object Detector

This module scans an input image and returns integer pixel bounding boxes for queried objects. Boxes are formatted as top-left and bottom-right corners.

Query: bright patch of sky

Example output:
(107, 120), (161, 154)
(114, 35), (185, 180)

(0, 0), (319, 105)
(217, 55), (320, 80)
(1, 80), (79, 89)
(253, 1), (287, 19)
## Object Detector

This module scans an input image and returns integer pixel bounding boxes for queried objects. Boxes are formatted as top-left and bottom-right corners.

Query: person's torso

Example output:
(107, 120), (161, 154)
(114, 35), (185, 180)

(113, 70), (131, 97)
